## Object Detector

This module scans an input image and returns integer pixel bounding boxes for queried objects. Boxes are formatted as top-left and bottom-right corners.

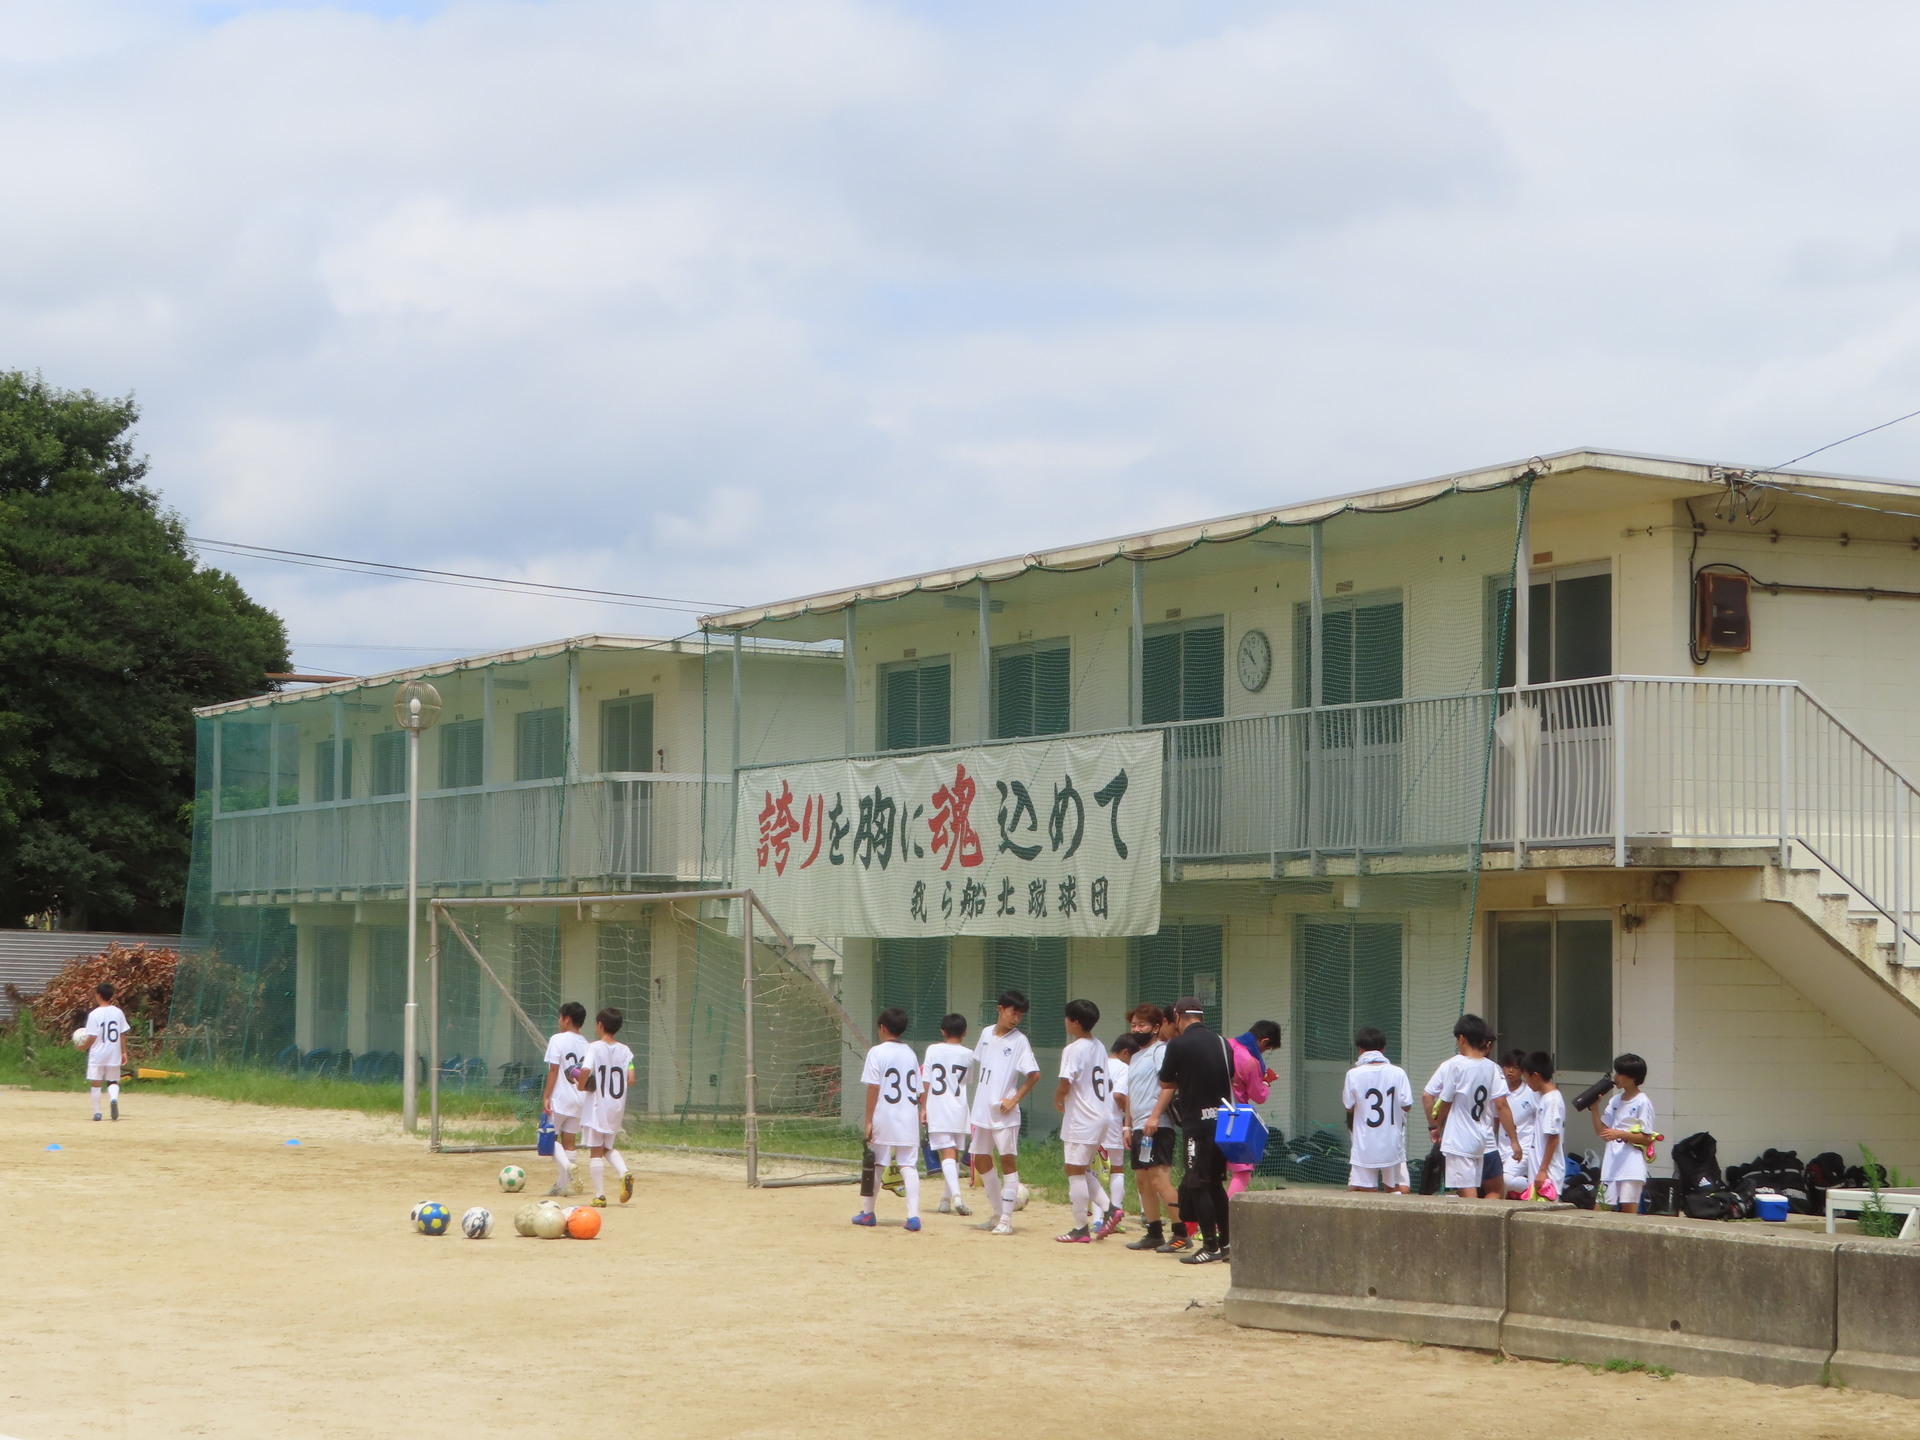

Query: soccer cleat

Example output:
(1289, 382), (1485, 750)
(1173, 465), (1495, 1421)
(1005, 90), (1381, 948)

(880, 1164), (905, 1197)
(936, 1196), (951, 1214)
(905, 1217), (921, 1232)
(544, 1184), (568, 1197)
(1092, 1151), (1111, 1184)
(92, 1114), (102, 1122)
(1156, 1234), (1192, 1254)
(1055, 1226), (1091, 1243)
(620, 1172), (634, 1204)
(1179, 1247), (1227, 1265)
(952, 1198), (972, 1217)
(109, 1098), (118, 1121)
(850, 1211), (877, 1227)
(990, 1218), (1014, 1236)
(972, 1219), (998, 1231)
(1095, 1206), (1123, 1240)
(591, 1196), (608, 1207)
(1125, 1231), (1165, 1251)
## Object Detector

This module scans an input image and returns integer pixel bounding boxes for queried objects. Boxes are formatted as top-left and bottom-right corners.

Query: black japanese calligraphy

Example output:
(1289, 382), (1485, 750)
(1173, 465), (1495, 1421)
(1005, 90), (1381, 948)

(855, 787), (897, 870)
(1094, 770), (1130, 860)
(995, 780), (1041, 861)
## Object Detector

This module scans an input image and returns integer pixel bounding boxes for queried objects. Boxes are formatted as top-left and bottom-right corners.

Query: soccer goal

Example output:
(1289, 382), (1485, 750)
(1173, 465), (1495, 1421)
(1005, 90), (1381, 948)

(425, 888), (867, 1186)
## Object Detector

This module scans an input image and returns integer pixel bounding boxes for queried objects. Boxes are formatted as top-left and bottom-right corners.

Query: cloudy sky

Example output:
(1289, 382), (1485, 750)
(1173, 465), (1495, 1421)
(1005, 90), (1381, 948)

(8, 0), (1920, 671)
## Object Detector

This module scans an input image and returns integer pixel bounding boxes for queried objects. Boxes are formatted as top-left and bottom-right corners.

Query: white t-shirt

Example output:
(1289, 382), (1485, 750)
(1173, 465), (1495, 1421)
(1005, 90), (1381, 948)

(1532, 1088), (1566, 1170)
(1128, 1038), (1166, 1127)
(1104, 1055), (1131, 1147)
(1600, 1091), (1657, 1183)
(543, 1030), (591, 1118)
(970, 1026), (1039, 1130)
(1343, 1056), (1412, 1169)
(862, 1040), (924, 1147)
(920, 1042), (974, 1135)
(1504, 1081), (1539, 1168)
(1058, 1036), (1112, 1145)
(579, 1039), (635, 1136)
(1426, 1054), (1504, 1159)
(85, 1005), (129, 1069)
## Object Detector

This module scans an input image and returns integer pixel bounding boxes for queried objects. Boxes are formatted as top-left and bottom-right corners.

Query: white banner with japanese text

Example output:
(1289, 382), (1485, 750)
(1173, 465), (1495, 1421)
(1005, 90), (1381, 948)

(737, 732), (1162, 939)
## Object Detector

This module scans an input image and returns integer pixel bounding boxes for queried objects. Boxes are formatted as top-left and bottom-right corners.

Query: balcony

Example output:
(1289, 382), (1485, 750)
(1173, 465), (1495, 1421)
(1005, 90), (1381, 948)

(207, 773), (731, 902)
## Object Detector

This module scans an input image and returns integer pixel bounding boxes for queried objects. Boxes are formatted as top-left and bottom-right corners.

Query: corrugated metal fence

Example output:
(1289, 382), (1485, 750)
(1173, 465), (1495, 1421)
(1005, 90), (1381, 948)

(0, 931), (180, 1018)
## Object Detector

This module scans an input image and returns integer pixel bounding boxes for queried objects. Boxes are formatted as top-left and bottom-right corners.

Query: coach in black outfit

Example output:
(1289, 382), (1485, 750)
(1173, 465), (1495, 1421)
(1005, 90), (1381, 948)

(1142, 996), (1233, 1266)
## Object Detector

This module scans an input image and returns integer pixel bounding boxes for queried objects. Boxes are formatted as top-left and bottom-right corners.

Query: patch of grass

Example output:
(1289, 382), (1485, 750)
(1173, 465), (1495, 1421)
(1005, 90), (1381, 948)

(1596, 1358), (1673, 1379)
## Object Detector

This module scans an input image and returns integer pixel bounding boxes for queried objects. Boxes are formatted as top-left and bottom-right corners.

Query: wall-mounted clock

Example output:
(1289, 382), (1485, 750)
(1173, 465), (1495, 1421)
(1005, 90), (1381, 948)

(1237, 628), (1272, 693)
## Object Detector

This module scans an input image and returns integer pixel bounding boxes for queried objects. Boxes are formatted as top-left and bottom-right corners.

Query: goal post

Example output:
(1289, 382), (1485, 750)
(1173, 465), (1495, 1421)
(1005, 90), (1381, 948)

(425, 889), (867, 1186)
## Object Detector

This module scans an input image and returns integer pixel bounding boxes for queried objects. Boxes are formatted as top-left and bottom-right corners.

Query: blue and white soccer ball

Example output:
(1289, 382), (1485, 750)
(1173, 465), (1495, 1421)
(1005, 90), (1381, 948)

(416, 1202), (451, 1235)
(461, 1206), (494, 1239)
(498, 1165), (526, 1193)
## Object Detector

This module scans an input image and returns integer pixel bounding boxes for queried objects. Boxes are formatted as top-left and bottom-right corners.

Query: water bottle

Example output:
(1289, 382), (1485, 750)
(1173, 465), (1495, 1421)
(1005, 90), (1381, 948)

(1137, 1131), (1155, 1165)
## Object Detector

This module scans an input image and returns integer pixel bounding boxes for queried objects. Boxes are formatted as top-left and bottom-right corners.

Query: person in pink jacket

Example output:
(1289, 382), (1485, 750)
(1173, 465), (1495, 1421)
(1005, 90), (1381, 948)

(1226, 1021), (1282, 1196)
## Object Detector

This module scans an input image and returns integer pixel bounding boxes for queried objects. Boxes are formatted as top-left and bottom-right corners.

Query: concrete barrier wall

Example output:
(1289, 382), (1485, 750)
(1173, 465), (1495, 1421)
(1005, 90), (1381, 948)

(1226, 1191), (1920, 1399)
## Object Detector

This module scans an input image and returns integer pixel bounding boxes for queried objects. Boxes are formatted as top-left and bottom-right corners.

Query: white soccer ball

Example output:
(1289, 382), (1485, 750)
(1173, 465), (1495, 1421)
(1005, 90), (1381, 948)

(531, 1203), (569, 1239)
(461, 1206), (494, 1239)
(513, 1202), (542, 1237)
(1015, 1183), (1032, 1211)
(498, 1165), (526, 1193)
(72, 1028), (88, 1048)
(409, 1202), (424, 1225)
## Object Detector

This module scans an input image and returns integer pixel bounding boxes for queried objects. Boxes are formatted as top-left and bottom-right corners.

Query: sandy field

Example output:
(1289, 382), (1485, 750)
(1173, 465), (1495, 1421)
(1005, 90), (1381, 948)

(1, 1089), (1916, 1440)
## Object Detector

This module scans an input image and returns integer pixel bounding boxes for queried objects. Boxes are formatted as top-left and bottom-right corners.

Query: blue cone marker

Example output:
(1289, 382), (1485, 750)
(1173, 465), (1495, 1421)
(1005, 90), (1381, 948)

(45, 1144), (62, 1151)
(285, 1138), (301, 1146)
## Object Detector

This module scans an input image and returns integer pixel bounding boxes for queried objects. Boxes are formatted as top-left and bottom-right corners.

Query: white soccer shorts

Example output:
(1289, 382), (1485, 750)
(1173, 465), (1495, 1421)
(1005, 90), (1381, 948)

(1504, 1160), (1534, 1194)
(1062, 1140), (1102, 1167)
(1443, 1153), (1483, 1191)
(1607, 1179), (1645, 1210)
(549, 1109), (583, 1137)
(868, 1142), (918, 1166)
(927, 1131), (965, 1152)
(1349, 1162), (1409, 1190)
(968, 1125), (1018, 1158)
(86, 1064), (122, 1083)
(580, 1127), (618, 1149)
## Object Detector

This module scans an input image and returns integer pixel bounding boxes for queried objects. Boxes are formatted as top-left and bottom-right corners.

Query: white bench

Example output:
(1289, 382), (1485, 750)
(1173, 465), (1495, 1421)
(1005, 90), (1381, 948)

(1824, 1187), (1920, 1238)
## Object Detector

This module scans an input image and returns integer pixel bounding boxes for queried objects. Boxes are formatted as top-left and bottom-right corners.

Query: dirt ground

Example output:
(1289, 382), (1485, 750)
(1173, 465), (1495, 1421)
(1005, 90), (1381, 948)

(1, 1090), (1916, 1440)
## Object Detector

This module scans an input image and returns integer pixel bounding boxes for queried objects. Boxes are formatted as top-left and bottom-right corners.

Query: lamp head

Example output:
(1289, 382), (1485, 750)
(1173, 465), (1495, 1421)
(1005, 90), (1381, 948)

(395, 680), (442, 732)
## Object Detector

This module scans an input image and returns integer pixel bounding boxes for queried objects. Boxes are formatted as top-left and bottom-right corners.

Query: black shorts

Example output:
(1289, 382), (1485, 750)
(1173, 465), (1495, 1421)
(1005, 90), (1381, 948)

(1129, 1129), (1176, 1170)
(1180, 1128), (1228, 1187)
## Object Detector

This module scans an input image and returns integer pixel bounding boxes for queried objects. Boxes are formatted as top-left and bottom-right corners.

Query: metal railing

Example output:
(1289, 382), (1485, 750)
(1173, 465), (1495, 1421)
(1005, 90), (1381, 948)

(208, 773), (732, 898)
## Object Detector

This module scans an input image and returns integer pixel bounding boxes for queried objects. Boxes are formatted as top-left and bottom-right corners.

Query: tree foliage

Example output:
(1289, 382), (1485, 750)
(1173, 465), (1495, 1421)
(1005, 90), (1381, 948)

(0, 372), (288, 929)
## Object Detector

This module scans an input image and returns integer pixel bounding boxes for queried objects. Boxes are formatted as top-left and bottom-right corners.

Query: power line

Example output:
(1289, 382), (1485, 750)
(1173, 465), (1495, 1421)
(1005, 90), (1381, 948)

(191, 537), (737, 616)
(1768, 405), (1920, 474)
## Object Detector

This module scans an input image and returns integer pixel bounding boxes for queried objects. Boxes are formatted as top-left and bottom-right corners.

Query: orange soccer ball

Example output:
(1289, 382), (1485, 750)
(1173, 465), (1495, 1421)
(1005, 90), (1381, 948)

(566, 1206), (602, 1240)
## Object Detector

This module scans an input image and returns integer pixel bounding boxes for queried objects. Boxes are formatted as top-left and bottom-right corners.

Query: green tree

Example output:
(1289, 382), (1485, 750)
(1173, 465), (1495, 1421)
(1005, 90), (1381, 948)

(0, 372), (288, 930)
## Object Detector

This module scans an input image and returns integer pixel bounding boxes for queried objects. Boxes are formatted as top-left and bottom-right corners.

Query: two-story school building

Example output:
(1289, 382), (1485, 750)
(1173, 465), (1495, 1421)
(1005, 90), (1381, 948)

(188, 448), (1920, 1176)
(701, 449), (1920, 1175)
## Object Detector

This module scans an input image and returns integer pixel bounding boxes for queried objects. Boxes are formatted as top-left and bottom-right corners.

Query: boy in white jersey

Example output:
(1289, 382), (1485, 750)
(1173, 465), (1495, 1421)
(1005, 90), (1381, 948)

(1101, 1034), (1133, 1224)
(540, 1001), (591, 1196)
(1052, 999), (1119, 1243)
(575, 1008), (635, 1206)
(1422, 1014), (1520, 1198)
(1343, 1027), (1411, 1192)
(1523, 1052), (1565, 1200)
(919, 1012), (974, 1217)
(1498, 1048), (1540, 1201)
(1594, 1052), (1658, 1212)
(855, 1008), (925, 1230)
(81, 981), (130, 1122)
(970, 989), (1041, 1236)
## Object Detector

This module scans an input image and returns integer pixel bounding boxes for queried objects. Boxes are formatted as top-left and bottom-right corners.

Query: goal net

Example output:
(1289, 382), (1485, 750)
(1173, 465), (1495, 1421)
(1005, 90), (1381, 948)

(427, 889), (867, 1184)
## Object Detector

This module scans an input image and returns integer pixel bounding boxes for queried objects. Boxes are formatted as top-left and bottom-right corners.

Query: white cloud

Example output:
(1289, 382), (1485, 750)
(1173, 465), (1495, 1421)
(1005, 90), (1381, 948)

(6, 0), (1920, 673)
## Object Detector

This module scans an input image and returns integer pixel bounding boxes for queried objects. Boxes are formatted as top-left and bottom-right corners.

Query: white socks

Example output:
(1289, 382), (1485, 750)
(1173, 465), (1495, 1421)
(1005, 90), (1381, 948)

(590, 1157), (606, 1197)
(553, 1141), (572, 1185)
(941, 1157), (961, 1201)
(861, 1190), (877, 1215)
(107, 1081), (120, 1104)
(1000, 1169), (1020, 1219)
(608, 1149), (628, 1178)
(1070, 1172), (1090, 1228)
(902, 1163), (921, 1220)
(984, 1168), (1003, 1216)
(1109, 1171), (1125, 1213)
(89, 1086), (101, 1116)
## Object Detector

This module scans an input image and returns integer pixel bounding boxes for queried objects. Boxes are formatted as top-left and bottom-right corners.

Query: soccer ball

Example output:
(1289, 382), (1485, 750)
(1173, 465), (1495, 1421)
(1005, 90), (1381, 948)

(71, 1028), (88, 1048)
(499, 1165), (526, 1192)
(1015, 1184), (1032, 1211)
(461, 1207), (494, 1239)
(416, 1202), (451, 1235)
(566, 1206), (602, 1240)
(513, 1202), (542, 1236)
(531, 1203), (569, 1239)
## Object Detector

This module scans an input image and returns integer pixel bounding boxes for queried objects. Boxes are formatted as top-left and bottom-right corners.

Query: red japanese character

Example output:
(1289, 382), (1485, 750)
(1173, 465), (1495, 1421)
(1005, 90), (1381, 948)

(929, 764), (984, 871)
(798, 793), (826, 869)
(756, 781), (802, 874)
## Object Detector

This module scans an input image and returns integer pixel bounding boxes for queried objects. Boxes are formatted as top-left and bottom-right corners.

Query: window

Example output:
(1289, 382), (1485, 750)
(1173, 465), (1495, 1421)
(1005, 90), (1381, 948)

(598, 923), (651, 1109)
(992, 640), (1071, 738)
(370, 731), (406, 797)
(1142, 619), (1224, 723)
(515, 707), (566, 781)
(313, 928), (350, 1052)
(602, 695), (655, 773)
(1490, 567), (1612, 686)
(439, 719), (484, 790)
(314, 738), (354, 802)
(1295, 916), (1404, 1135)
(878, 656), (951, 751)
(1293, 592), (1405, 708)
(874, 938), (950, 1046)
(368, 928), (405, 1055)
(1493, 913), (1612, 1078)
(217, 721), (298, 810)
(511, 925), (559, 1063)
(1128, 923), (1223, 1031)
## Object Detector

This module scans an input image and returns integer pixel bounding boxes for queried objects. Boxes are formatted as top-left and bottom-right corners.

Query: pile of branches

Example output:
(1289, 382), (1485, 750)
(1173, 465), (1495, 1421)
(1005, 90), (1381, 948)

(26, 942), (180, 1036)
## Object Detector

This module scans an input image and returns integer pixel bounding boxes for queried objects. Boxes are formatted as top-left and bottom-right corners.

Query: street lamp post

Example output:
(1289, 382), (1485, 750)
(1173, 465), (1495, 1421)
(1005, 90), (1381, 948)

(396, 680), (441, 1132)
